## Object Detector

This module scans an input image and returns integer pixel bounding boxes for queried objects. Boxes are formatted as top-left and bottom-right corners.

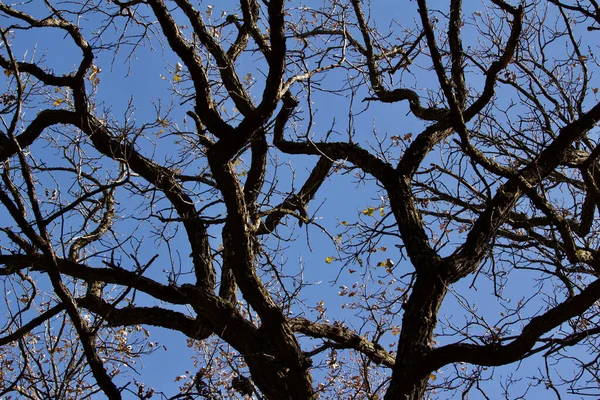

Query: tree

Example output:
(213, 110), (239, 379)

(2, 0), (600, 398)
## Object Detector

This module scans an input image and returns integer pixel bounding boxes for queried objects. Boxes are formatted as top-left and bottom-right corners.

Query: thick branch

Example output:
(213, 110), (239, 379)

(424, 278), (600, 371)
(289, 317), (395, 367)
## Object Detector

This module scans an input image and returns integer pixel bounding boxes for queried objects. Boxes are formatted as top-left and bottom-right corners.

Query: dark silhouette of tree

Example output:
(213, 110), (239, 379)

(1, 0), (600, 398)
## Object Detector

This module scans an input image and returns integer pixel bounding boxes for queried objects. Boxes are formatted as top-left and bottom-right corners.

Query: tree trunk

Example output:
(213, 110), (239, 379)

(246, 354), (314, 400)
(385, 273), (448, 399)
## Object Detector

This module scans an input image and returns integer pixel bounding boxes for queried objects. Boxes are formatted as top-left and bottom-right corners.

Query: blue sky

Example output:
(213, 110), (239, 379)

(1, 0), (599, 398)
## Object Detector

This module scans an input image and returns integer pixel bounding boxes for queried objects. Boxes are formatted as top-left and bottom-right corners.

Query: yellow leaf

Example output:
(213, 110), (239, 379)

(53, 98), (64, 107)
(89, 65), (101, 81)
(377, 259), (394, 268)
(173, 74), (181, 82)
(336, 234), (342, 243)
(325, 256), (335, 264)
(362, 207), (375, 217)
(379, 207), (385, 216)
(340, 221), (348, 226)
(4, 69), (11, 77)
(430, 374), (436, 381)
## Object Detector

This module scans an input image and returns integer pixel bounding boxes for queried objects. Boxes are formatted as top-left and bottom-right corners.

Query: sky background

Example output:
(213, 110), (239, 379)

(0, 0), (597, 398)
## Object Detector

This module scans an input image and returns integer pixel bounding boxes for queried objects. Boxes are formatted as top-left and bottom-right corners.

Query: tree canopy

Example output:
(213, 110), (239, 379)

(2, 0), (600, 398)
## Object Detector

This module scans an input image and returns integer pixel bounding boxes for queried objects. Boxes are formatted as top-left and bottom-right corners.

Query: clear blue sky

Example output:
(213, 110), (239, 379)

(1, 1), (596, 398)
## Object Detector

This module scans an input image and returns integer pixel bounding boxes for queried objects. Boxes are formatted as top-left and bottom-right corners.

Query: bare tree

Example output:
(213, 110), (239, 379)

(2, 0), (600, 398)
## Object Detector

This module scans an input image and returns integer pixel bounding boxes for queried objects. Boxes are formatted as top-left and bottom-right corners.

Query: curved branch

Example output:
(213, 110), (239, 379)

(424, 278), (600, 371)
(289, 317), (395, 368)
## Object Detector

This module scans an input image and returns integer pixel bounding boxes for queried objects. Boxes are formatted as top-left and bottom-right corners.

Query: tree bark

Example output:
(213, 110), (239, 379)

(386, 272), (448, 399)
